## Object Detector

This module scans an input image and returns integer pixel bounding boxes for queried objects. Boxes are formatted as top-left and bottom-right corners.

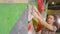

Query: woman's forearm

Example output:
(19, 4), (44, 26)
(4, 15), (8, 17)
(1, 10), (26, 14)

(38, 17), (54, 31)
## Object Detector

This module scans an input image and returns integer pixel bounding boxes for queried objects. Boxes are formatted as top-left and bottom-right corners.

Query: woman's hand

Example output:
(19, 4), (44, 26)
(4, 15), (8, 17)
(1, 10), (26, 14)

(31, 9), (40, 20)
(32, 6), (42, 17)
(31, 6), (40, 19)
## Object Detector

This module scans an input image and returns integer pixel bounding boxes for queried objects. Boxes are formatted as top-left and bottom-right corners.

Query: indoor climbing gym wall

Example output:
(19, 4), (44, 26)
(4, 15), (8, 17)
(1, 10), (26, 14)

(0, 0), (28, 34)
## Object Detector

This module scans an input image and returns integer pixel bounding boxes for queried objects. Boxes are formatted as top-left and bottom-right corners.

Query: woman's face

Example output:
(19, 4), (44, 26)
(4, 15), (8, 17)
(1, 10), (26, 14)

(47, 15), (55, 24)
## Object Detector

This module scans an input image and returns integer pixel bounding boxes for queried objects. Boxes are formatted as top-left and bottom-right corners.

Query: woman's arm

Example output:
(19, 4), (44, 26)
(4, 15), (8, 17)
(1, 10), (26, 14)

(31, 6), (54, 31)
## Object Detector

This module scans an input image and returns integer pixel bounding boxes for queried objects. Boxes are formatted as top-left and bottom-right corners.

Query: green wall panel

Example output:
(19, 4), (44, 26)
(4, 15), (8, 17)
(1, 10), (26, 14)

(0, 3), (27, 34)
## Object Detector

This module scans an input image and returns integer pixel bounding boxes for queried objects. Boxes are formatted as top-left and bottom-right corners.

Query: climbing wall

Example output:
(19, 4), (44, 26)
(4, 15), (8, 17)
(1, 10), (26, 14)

(0, 0), (28, 34)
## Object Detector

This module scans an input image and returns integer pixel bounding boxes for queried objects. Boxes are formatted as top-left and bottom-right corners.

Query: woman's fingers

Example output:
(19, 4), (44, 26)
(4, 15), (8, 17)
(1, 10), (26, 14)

(33, 6), (41, 16)
(33, 6), (38, 12)
(33, 6), (42, 17)
(31, 11), (40, 19)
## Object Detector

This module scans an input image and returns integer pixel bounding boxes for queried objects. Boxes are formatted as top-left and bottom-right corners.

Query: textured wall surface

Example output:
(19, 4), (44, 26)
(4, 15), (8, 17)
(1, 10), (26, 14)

(10, 7), (28, 34)
(0, 0), (28, 34)
(0, 3), (27, 34)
